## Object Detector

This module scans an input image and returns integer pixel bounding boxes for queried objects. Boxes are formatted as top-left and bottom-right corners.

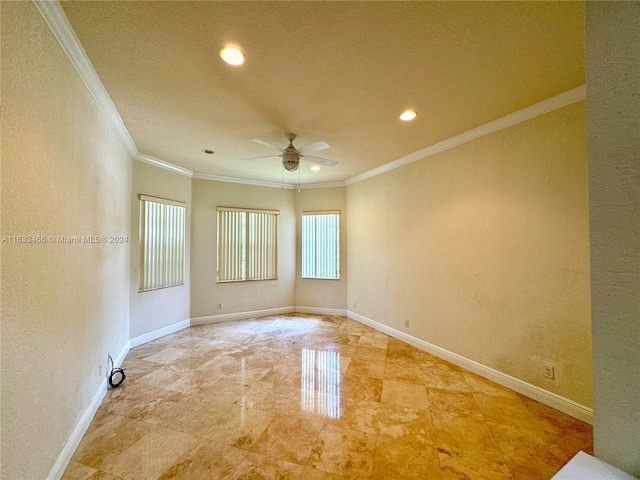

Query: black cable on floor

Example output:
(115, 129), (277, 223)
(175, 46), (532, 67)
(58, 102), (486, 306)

(108, 354), (126, 388)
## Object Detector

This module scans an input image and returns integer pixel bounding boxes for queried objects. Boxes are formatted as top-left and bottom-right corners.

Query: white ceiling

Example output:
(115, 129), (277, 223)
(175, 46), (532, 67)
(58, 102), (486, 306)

(60, 1), (585, 185)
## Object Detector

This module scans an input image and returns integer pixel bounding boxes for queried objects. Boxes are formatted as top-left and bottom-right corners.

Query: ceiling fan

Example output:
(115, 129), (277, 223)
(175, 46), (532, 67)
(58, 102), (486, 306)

(245, 133), (337, 172)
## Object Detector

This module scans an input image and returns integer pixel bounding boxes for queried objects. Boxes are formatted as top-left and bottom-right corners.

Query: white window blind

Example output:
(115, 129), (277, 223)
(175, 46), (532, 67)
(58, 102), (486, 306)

(217, 207), (278, 282)
(302, 211), (340, 280)
(139, 195), (186, 291)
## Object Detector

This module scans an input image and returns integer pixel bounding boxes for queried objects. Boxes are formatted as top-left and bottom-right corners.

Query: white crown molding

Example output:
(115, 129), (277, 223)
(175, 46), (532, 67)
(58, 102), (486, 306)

(35, 0), (585, 191)
(298, 182), (346, 190)
(33, 0), (137, 159)
(347, 310), (593, 424)
(346, 85), (587, 186)
(134, 153), (194, 177)
(193, 173), (297, 189)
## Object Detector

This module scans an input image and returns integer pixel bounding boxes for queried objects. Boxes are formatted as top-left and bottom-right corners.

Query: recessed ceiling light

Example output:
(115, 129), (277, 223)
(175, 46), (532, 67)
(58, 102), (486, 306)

(399, 110), (418, 121)
(310, 165), (320, 171)
(202, 149), (215, 154)
(219, 46), (245, 66)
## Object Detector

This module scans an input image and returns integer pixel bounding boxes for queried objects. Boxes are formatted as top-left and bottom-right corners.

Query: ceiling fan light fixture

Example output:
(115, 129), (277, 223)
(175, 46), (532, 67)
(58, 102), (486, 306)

(399, 110), (418, 121)
(219, 45), (245, 65)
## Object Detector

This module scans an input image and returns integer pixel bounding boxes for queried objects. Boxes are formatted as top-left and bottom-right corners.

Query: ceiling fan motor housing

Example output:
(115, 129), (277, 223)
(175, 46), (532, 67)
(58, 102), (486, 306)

(283, 145), (300, 171)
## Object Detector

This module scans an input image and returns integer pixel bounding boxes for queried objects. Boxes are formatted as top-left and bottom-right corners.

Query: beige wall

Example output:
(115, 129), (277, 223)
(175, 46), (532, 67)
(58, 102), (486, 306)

(190, 180), (296, 319)
(1, 3), (132, 479)
(347, 102), (592, 407)
(295, 187), (347, 310)
(129, 161), (191, 339)
(586, 2), (640, 475)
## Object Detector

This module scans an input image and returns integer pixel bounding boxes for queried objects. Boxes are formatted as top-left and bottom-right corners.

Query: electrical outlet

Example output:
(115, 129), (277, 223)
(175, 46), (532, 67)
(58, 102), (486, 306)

(218, 302), (223, 309)
(544, 364), (555, 379)
(404, 320), (410, 328)
(353, 302), (357, 309)
(99, 364), (102, 377)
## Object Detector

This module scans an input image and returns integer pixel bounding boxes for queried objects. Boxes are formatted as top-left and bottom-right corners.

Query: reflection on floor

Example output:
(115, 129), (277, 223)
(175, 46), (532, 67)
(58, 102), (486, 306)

(62, 314), (593, 480)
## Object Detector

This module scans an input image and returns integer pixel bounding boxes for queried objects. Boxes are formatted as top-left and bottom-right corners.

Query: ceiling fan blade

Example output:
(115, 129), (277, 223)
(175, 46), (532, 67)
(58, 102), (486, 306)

(298, 141), (330, 155)
(301, 155), (338, 167)
(252, 139), (284, 152)
(240, 155), (282, 161)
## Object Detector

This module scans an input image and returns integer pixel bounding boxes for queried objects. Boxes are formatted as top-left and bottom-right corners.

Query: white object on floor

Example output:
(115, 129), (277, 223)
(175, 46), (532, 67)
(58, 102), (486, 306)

(552, 451), (638, 480)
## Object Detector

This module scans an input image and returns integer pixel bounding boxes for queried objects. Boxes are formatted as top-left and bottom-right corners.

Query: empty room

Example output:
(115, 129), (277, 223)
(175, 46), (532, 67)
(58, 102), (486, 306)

(1, 1), (638, 479)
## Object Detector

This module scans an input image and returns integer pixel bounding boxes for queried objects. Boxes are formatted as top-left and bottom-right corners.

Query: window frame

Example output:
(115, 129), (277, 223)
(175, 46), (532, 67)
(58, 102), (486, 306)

(301, 210), (340, 280)
(139, 194), (186, 292)
(216, 206), (279, 283)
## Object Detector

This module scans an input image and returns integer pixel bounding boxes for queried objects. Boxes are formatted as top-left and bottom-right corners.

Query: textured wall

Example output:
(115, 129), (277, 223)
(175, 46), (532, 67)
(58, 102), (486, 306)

(190, 180), (296, 319)
(347, 102), (592, 407)
(295, 187), (347, 310)
(586, 2), (640, 475)
(129, 161), (191, 339)
(1, 3), (132, 479)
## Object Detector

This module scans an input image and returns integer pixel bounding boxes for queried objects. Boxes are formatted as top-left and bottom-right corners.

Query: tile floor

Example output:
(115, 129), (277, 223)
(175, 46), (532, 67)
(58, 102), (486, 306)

(63, 314), (592, 480)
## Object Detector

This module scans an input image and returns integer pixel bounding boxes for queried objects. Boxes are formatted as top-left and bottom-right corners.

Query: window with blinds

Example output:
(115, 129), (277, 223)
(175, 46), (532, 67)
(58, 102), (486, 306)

(217, 207), (278, 282)
(302, 211), (340, 280)
(139, 195), (186, 291)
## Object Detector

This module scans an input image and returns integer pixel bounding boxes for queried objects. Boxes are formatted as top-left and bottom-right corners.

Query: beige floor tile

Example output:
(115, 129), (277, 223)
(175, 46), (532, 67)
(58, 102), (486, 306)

(86, 472), (125, 480)
(61, 461), (97, 480)
(462, 370), (520, 399)
(376, 403), (435, 447)
(518, 394), (593, 440)
(432, 415), (503, 458)
(197, 354), (273, 382)
(137, 365), (220, 394)
(372, 437), (442, 480)
(104, 426), (198, 480)
(157, 438), (247, 479)
(488, 422), (571, 479)
(230, 452), (304, 480)
(251, 413), (324, 465)
(438, 448), (512, 480)
(421, 360), (470, 392)
(473, 392), (543, 429)
(302, 467), (346, 479)
(141, 346), (191, 364)
(358, 331), (389, 349)
(340, 374), (383, 402)
(101, 382), (184, 420)
(383, 357), (425, 384)
(427, 389), (484, 422)
(381, 379), (429, 410)
(346, 357), (385, 379)
(308, 425), (376, 479)
(201, 377), (256, 404)
(324, 397), (382, 434)
(261, 363), (303, 387)
(71, 415), (153, 470)
(62, 314), (592, 480)
(203, 405), (275, 450)
(140, 390), (234, 436)
(118, 359), (164, 383)
(351, 345), (387, 362)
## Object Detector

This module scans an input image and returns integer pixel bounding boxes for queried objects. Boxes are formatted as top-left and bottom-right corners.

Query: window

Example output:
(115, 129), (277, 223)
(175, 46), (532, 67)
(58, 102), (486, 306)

(139, 195), (186, 291)
(302, 211), (340, 280)
(217, 207), (278, 282)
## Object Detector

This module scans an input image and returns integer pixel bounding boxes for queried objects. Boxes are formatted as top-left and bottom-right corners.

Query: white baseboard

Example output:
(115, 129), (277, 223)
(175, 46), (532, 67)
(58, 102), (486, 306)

(295, 306), (348, 316)
(347, 310), (593, 424)
(47, 340), (130, 480)
(190, 306), (296, 326)
(129, 319), (190, 348)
